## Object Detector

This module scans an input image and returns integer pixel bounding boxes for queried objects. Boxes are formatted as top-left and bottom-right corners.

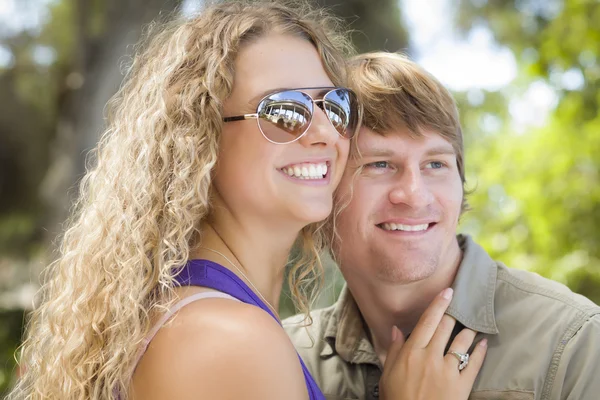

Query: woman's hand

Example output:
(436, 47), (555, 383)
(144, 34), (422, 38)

(380, 288), (487, 400)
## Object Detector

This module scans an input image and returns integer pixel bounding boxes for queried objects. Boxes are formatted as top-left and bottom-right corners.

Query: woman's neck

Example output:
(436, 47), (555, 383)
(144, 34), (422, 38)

(190, 214), (300, 315)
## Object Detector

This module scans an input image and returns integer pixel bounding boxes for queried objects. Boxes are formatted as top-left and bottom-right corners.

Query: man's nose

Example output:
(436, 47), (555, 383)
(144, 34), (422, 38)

(388, 166), (434, 208)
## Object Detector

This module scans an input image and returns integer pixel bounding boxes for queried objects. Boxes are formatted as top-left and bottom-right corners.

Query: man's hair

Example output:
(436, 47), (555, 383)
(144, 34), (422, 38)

(348, 52), (469, 212)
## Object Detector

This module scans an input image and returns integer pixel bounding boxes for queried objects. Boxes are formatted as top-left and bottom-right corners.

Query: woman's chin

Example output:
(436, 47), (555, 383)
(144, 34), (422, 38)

(291, 202), (332, 227)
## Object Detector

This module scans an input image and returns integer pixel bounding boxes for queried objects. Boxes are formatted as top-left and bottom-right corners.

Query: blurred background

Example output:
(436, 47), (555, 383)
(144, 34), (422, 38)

(0, 0), (599, 395)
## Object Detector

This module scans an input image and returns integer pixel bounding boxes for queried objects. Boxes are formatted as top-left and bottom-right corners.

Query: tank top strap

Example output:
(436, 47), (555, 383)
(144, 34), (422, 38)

(175, 259), (275, 318)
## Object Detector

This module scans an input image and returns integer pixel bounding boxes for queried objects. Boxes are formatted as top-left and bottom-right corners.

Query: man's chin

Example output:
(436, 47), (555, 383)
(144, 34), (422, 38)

(373, 253), (439, 284)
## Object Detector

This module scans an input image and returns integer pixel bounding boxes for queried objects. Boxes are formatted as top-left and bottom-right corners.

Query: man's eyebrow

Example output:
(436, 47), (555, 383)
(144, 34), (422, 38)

(360, 145), (455, 158)
(425, 145), (456, 156)
(360, 147), (395, 157)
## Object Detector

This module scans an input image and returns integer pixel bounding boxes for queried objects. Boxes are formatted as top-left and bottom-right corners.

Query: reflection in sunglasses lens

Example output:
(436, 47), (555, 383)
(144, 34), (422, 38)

(257, 89), (357, 143)
(324, 89), (356, 138)
(259, 93), (313, 143)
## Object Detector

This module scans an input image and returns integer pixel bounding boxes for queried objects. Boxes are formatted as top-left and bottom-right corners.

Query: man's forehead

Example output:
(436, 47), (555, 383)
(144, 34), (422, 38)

(357, 127), (455, 156)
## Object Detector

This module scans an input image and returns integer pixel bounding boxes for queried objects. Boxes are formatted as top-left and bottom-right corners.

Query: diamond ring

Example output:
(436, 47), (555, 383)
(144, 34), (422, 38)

(448, 350), (469, 371)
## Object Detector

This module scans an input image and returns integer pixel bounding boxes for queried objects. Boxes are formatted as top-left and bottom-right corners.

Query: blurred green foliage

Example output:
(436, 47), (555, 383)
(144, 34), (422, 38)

(0, 0), (70, 258)
(456, 0), (600, 304)
(0, 311), (24, 398)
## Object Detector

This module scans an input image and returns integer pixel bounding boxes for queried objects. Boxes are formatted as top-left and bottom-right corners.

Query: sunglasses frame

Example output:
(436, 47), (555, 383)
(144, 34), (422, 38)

(222, 86), (361, 145)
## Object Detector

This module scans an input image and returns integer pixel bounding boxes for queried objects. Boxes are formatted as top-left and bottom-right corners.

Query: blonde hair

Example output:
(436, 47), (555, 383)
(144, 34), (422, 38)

(8, 1), (352, 399)
(347, 52), (469, 212)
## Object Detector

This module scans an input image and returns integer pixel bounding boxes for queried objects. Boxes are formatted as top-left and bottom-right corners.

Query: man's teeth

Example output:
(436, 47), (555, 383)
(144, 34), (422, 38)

(282, 162), (328, 179)
(381, 223), (429, 232)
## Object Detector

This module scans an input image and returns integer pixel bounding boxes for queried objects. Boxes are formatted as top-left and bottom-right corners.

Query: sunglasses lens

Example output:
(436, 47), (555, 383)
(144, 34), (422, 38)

(323, 89), (360, 139)
(257, 91), (313, 143)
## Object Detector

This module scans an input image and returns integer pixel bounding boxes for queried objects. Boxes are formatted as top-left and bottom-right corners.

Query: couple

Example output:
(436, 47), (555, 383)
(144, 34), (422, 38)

(9, 1), (599, 400)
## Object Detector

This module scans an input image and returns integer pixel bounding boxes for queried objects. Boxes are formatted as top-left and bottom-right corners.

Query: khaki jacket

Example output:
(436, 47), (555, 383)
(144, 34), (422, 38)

(284, 235), (600, 400)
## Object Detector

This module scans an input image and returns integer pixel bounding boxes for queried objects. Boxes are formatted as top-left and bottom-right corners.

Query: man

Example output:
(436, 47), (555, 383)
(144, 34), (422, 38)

(284, 52), (600, 400)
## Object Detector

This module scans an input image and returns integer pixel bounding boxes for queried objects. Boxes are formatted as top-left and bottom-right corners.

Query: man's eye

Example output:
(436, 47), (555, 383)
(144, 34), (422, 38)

(366, 161), (390, 169)
(426, 161), (444, 169)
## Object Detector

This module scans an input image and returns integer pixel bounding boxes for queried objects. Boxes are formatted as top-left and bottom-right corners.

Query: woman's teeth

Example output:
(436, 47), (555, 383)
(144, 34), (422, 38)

(281, 162), (328, 179)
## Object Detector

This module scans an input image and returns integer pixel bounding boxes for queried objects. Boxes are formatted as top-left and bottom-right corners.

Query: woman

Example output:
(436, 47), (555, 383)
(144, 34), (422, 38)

(8, 1), (485, 399)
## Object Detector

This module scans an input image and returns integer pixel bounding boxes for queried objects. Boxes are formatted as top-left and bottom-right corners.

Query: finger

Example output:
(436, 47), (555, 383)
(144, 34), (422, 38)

(428, 314), (457, 353)
(406, 288), (453, 348)
(447, 328), (477, 355)
(460, 338), (488, 383)
(383, 325), (406, 371)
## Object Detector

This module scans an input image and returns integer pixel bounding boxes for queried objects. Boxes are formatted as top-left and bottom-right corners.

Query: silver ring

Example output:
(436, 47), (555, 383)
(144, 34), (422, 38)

(448, 351), (469, 371)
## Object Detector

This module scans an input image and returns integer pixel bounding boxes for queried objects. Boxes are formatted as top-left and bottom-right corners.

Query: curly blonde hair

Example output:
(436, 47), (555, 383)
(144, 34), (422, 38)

(8, 1), (352, 398)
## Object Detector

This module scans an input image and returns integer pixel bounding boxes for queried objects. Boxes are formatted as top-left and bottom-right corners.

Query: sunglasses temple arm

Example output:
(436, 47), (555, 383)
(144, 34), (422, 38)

(223, 114), (258, 122)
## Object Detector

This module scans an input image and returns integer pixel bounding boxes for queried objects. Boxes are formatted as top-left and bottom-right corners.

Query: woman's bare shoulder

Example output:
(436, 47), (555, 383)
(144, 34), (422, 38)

(131, 298), (308, 400)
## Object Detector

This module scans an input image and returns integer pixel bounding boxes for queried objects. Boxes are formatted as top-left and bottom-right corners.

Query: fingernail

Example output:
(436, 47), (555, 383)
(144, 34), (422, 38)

(391, 325), (399, 342)
(441, 288), (453, 300)
(479, 338), (488, 347)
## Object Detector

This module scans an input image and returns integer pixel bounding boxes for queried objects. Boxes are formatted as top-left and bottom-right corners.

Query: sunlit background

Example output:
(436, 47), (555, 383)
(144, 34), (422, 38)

(1, 0), (599, 394)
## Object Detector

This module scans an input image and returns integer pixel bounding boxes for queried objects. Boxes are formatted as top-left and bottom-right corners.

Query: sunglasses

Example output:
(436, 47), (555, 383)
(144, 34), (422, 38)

(222, 87), (361, 144)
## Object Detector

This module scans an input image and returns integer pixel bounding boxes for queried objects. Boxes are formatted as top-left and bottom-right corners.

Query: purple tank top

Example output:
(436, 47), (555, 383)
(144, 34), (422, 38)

(175, 259), (325, 400)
